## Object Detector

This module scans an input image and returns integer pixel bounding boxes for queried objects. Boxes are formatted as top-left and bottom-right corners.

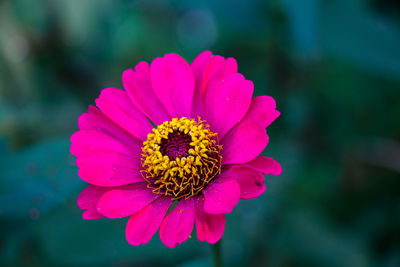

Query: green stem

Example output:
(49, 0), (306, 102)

(211, 240), (223, 267)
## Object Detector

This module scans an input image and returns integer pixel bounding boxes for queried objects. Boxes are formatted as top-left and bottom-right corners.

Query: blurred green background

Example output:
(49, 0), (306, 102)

(1, 0), (400, 266)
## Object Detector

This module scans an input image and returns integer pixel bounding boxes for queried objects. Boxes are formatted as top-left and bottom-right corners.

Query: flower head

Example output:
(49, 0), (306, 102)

(70, 51), (282, 248)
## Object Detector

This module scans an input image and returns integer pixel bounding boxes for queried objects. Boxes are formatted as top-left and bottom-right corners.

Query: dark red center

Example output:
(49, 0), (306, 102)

(159, 132), (191, 160)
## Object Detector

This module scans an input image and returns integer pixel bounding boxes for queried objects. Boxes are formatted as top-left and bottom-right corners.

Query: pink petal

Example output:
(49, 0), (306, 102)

(76, 152), (143, 187)
(82, 210), (105, 220)
(241, 156), (282, 175)
(95, 88), (152, 141)
(201, 56), (237, 93)
(123, 62), (171, 125)
(126, 197), (172, 246)
(195, 198), (225, 244)
(77, 185), (107, 210)
(192, 51), (213, 89)
(77, 185), (108, 220)
(191, 51), (213, 117)
(241, 96), (280, 128)
(72, 108), (145, 187)
(203, 73), (253, 139)
(78, 106), (143, 151)
(96, 183), (158, 218)
(70, 130), (138, 158)
(159, 198), (195, 248)
(203, 179), (240, 214)
(151, 53), (195, 118)
(219, 167), (266, 199)
(221, 121), (269, 165)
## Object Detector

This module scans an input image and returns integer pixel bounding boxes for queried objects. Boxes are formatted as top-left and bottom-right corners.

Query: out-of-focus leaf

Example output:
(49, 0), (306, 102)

(0, 137), (82, 220)
(276, 208), (371, 267)
(0, 137), (10, 162)
(319, 0), (400, 79)
(31, 199), (206, 266)
(178, 258), (211, 267)
(281, 0), (320, 58)
(10, 0), (48, 36)
(282, 0), (400, 78)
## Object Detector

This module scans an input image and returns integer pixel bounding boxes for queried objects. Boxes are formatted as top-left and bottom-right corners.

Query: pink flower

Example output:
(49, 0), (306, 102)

(70, 52), (282, 248)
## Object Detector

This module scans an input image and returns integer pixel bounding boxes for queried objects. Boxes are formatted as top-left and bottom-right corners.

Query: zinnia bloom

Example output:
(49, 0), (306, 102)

(70, 51), (282, 248)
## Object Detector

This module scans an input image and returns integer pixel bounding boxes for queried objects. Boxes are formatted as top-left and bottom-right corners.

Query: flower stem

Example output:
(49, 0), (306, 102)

(211, 240), (223, 267)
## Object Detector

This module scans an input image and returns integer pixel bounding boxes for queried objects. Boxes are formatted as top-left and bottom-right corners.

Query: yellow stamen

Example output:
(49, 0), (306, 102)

(141, 117), (222, 200)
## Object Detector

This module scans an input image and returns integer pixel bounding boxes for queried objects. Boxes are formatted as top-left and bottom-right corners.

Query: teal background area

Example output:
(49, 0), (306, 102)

(1, 0), (400, 266)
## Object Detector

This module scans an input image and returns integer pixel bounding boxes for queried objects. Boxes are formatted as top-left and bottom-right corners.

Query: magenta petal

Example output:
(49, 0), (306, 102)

(242, 96), (280, 128)
(195, 198), (225, 244)
(72, 108), (145, 187)
(151, 53), (195, 118)
(191, 51), (213, 117)
(221, 121), (269, 165)
(77, 185), (108, 220)
(96, 183), (158, 218)
(123, 62), (171, 125)
(78, 106), (143, 151)
(203, 180), (240, 214)
(219, 167), (266, 199)
(77, 185), (106, 210)
(241, 156), (282, 175)
(76, 152), (143, 187)
(126, 197), (172, 246)
(70, 130), (136, 157)
(201, 56), (237, 92)
(82, 210), (105, 220)
(203, 73), (253, 139)
(95, 88), (152, 141)
(159, 198), (195, 248)
(192, 51), (213, 88)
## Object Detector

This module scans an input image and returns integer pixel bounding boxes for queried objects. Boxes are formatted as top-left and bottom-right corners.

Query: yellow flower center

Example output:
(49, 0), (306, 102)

(141, 117), (222, 199)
